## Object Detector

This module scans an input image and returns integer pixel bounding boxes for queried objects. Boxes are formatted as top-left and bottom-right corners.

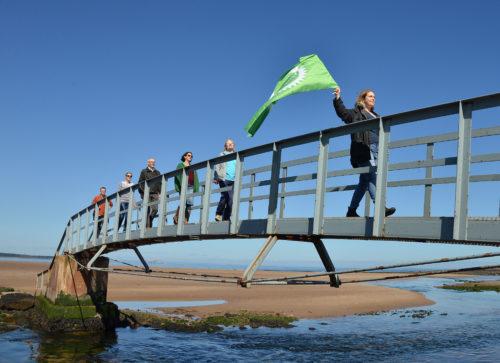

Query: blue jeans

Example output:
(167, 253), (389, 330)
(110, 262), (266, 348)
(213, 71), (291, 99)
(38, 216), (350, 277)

(216, 180), (234, 220)
(185, 185), (194, 211)
(349, 161), (376, 210)
(118, 202), (129, 231)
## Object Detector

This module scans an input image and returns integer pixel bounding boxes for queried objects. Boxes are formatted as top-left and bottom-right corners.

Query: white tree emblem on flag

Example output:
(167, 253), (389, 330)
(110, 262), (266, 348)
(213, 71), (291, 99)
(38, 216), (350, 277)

(271, 66), (307, 98)
(245, 54), (337, 137)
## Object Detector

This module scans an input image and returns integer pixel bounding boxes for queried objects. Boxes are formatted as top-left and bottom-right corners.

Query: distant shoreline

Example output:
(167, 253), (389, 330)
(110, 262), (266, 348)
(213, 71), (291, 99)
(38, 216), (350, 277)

(0, 253), (51, 260)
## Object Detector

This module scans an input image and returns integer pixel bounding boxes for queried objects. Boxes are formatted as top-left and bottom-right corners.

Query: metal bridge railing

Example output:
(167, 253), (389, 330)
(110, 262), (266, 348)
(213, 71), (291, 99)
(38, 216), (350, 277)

(62, 93), (500, 254)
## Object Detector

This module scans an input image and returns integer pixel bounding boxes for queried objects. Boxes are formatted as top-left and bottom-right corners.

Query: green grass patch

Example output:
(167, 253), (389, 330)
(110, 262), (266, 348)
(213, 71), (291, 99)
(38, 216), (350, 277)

(440, 284), (500, 292)
(54, 292), (94, 306)
(0, 287), (14, 293)
(204, 312), (297, 328)
(123, 310), (297, 332)
(36, 296), (97, 320)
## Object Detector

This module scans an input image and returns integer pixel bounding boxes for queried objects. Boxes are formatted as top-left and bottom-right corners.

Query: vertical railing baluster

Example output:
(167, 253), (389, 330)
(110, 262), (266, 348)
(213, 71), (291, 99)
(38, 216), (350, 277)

(364, 191), (371, 217)
(279, 167), (287, 219)
(453, 101), (472, 240)
(64, 224), (70, 253)
(230, 152), (244, 234)
(125, 188), (134, 240)
(424, 143), (434, 217)
(140, 182), (150, 238)
(101, 199), (110, 245)
(157, 175), (168, 236)
(92, 204), (98, 246)
(83, 208), (90, 250)
(76, 213), (81, 253)
(177, 168), (188, 235)
(313, 132), (329, 235)
(373, 117), (391, 237)
(267, 143), (282, 234)
(113, 192), (121, 242)
(68, 219), (74, 253)
(248, 173), (255, 220)
(201, 161), (213, 234)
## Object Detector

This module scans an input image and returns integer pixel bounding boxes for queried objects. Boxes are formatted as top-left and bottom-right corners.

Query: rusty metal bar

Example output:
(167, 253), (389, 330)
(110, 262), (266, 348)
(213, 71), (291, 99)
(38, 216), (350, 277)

(341, 264), (500, 284)
(247, 251), (500, 284)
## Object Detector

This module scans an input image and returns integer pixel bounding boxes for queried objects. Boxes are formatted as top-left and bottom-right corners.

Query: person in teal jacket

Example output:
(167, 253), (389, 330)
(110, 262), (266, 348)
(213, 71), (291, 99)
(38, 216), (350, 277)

(174, 151), (199, 224)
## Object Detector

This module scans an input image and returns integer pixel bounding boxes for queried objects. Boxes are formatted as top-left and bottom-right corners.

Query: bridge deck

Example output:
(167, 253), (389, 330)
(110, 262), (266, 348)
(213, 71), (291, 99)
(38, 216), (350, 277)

(75, 216), (500, 256)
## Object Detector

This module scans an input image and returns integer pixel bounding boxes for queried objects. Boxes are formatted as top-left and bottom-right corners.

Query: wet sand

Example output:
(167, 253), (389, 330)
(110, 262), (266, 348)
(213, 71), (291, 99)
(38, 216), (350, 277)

(0, 260), (436, 319)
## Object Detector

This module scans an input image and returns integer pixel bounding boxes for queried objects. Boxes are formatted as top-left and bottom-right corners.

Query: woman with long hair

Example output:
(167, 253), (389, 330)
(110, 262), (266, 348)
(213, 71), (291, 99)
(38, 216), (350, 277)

(174, 151), (199, 224)
(213, 139), (236, 221)
(333, 87), (395, 217)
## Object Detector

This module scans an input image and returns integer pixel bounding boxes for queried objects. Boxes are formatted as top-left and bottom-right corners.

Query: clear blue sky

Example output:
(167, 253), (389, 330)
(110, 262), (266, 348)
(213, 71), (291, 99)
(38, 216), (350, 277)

(1, 0), (499, 270)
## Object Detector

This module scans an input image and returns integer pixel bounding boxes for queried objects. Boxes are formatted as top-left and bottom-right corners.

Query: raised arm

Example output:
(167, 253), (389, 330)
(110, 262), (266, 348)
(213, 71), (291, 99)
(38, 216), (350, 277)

(332, 87), (356, 124)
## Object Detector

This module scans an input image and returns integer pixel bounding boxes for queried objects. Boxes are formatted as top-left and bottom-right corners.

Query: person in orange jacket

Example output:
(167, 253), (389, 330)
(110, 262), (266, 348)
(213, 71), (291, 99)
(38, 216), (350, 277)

(90, 187), (113, 239)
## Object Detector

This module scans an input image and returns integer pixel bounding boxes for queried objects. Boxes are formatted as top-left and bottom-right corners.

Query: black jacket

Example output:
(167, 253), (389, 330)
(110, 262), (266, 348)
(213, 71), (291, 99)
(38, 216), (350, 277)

(333, 97), (378, 167)
(138, 167), (162, 196)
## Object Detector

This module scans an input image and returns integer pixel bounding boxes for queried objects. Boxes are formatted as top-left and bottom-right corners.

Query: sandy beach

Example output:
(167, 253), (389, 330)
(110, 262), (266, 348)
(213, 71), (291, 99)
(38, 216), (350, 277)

(0, 260), (435, 319)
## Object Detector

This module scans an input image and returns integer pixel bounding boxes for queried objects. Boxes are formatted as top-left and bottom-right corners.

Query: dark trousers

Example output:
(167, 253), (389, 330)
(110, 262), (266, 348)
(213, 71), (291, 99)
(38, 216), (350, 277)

(216, 180), (234, 221)
(88, 217), (104, 241)
(118, 202), (129, 231)
(146, 194), (159, 228)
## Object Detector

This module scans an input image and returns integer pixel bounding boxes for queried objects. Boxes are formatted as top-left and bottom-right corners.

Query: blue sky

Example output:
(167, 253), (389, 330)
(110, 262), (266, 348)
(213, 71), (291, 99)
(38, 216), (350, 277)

(1, 1), (499, 270)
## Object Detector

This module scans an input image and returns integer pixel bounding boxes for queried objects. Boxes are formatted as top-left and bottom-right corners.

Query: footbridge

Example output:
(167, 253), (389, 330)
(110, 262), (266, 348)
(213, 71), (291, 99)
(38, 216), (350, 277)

(50, 93), (500, 289)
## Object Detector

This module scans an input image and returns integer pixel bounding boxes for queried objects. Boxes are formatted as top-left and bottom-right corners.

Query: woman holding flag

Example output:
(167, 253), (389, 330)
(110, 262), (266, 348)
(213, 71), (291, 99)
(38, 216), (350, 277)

(333, 87), (396, 218)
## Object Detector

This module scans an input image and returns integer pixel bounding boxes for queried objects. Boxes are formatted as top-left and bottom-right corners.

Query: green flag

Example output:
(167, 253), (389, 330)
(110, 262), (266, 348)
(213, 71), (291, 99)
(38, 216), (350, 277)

(245, 54), (337, 137)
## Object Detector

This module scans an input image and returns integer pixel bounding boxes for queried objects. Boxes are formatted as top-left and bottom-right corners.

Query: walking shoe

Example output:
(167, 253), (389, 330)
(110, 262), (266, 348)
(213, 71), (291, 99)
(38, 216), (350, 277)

(346, 207), (360, 217)
(215, 215), (222, 222)
(385, 207), (396, 217)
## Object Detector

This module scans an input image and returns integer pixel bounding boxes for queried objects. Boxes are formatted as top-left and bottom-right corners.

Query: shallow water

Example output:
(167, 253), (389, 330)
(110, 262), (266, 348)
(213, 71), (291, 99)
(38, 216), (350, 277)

(1, 276), (499, 362)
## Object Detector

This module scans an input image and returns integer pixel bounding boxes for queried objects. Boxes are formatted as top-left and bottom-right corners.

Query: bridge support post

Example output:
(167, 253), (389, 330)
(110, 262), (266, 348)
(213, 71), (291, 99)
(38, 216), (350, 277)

(241, 235), (278, 288)
(312, 238), (341, 287)
(45, 254), (109, 305)
(133, 247), (151, 273)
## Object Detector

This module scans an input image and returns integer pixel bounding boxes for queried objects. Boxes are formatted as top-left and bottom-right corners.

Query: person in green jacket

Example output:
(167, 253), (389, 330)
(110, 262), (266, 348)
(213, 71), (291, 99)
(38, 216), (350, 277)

(174, 151), (199, 224)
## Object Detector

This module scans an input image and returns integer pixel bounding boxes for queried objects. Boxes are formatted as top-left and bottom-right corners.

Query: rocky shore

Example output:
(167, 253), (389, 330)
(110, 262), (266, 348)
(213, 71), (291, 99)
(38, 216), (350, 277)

(0, 286), (297, 333)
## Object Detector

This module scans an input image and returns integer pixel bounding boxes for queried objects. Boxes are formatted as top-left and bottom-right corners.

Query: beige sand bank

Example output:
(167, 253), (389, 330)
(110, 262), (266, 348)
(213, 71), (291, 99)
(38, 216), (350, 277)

(0, 260), (435, 319)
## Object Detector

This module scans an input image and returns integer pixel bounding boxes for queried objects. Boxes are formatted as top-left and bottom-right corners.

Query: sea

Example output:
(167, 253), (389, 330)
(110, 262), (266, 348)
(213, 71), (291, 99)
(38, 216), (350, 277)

(1, 275), (499, 362)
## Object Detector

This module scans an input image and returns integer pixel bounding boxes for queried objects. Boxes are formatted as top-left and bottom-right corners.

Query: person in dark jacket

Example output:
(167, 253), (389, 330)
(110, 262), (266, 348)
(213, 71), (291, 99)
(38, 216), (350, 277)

(333, 87), (395, 217)
(138, 158), (161, 227)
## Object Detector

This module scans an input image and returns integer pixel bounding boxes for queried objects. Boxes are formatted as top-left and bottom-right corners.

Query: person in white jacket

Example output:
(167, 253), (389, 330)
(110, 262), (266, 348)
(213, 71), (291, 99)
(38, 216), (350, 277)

(213, 139), (236, 221)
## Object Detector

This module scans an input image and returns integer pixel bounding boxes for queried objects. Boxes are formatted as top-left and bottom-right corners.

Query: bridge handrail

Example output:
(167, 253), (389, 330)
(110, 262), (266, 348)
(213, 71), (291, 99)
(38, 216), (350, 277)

(61, 93), (500, 253)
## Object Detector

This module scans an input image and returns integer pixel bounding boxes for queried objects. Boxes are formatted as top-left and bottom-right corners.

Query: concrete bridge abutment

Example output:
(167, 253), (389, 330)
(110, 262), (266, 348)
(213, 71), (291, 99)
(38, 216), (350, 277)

(46, 254), (109, 305)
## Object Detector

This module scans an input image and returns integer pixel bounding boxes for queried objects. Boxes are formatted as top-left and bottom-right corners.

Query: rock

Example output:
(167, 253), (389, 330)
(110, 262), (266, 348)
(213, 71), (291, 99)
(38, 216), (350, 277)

(0, 292), (34, 311)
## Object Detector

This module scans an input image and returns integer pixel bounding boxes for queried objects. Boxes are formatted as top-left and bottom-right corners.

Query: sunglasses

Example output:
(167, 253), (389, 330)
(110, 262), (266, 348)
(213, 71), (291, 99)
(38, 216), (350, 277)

(126, 175), (132, 177)
(186, 155), (193, 158)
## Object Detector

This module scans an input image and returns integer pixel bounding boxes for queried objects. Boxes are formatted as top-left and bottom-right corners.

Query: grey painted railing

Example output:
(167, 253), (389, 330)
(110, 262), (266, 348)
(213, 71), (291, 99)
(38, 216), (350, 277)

(62, 93), (500, 255)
